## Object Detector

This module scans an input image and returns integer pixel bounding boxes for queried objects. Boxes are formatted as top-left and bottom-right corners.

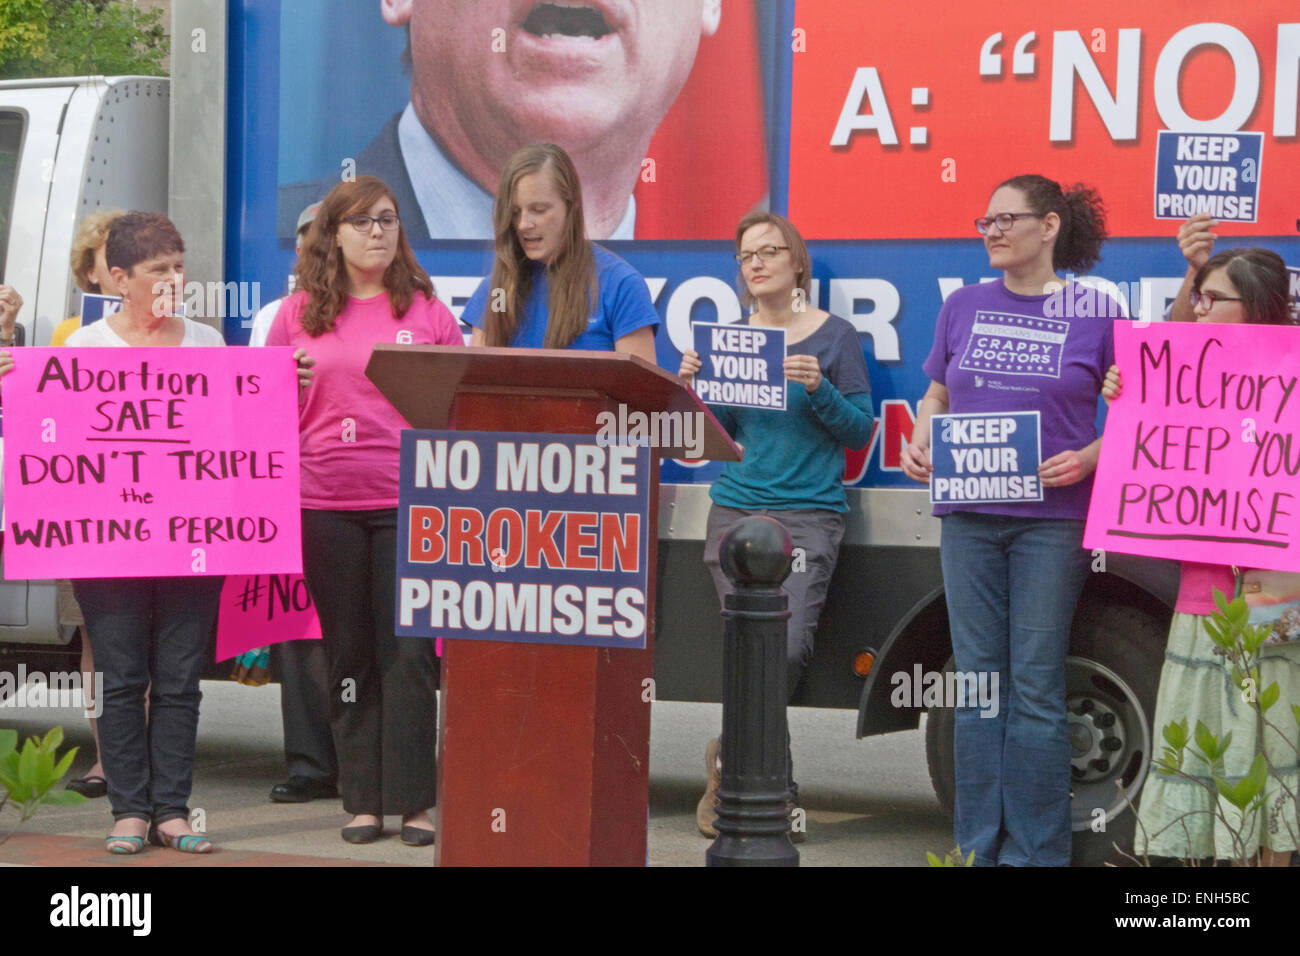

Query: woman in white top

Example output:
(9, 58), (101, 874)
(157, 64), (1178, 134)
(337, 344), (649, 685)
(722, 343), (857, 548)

(1, 212), (309, 855)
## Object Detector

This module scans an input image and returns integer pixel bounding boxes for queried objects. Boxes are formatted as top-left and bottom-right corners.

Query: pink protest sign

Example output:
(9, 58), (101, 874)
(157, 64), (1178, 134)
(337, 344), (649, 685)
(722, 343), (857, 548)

(215, 574), (442, 661)
(216, 574), (320, 661)
(1084, 322), (1300, 569)
(1, 347), (302, 578)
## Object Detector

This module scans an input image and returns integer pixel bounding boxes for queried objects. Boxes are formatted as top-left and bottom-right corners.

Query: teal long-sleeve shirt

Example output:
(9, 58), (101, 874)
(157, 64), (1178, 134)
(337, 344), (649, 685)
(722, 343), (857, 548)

(708, 314), (872, 513)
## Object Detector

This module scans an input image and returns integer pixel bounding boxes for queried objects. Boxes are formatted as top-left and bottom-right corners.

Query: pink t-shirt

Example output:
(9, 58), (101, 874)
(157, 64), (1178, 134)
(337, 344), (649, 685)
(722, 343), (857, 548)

(267, 289), (462, 509)
(1175, 562), (1237, 615)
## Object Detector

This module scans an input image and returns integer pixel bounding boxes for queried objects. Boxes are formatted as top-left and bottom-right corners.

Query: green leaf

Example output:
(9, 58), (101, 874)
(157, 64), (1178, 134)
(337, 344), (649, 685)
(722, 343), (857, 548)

(17, 738), (37, 786)
(1214, 755), (1268, 810)
(1217, 731), (1233, 760)
(30, 752), (54, 794)
(1163, 718), (1188, 750)
(1155, 750), (1180, 774)
(1204, 619), (1231, 649)
(1241, 625), (1270, 655)
(0, 750), (21, 784)
(1227, 597), (1250, 629)
(1212, 587), (1230, 615)
(1291, 703), (1300, 728)
(40, 789), (87, 807)
(39, 726), (63, 754)
(1260, 682), (1281, 713)
(1194, 721), (1218, 761)
(966, 849), (975, 866)
(51, 746), (78, 783)
(926, 851), (943, 866)
(0, 728), (17, 757)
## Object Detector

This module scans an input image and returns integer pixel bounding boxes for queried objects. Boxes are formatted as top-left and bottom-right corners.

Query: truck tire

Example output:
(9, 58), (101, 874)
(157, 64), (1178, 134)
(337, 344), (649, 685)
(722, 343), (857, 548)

(923, 601), (1165, 866)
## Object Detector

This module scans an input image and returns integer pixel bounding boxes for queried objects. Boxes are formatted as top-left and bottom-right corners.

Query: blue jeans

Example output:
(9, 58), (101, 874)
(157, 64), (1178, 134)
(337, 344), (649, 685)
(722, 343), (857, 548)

(72, 576), (224, 824)
(939, 512), (1088, 867)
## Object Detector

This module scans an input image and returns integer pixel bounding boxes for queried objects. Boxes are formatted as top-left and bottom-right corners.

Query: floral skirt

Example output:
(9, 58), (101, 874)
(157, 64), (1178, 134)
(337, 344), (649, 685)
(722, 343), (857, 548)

(1134, 611), (1300, 860)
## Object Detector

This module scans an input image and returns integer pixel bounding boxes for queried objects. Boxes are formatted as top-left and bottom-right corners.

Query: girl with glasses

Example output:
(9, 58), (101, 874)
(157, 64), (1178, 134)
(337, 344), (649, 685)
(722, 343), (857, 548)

(901, 173), (1115, 866)
(1105, 246), (1299, 865)
(267, 175), (463, 847)
(678, 212), (873, 841)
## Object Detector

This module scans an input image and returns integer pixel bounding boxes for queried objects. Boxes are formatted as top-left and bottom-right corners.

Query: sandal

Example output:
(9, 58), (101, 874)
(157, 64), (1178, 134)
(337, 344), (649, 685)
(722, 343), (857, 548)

(105, 834), (145, 855)
(149, 825), (214, 854)
(69, 775), (109, 798)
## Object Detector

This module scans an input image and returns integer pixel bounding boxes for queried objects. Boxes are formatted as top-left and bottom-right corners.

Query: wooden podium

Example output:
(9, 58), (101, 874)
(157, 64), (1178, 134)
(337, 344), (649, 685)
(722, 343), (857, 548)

(367, 345), (738, 866)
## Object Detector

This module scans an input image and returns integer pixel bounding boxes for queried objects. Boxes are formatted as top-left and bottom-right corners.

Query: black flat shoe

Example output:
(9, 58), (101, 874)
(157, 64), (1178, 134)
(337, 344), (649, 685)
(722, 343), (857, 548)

(400, 825), (436, 847)
(341, 824), (382, 844)
(67, 775), (108, 798)
(270, 777), (339, 803)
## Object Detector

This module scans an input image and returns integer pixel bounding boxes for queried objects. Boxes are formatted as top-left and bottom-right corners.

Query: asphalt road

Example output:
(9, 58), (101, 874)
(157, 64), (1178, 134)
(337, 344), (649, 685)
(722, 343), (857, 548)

(1, 679), (950, 866)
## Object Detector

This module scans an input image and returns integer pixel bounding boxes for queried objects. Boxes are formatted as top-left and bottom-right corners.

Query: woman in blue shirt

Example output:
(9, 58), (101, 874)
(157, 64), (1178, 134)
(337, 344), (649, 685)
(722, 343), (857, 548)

(679, 211), (873, 839)
(462, 143), (657, 355)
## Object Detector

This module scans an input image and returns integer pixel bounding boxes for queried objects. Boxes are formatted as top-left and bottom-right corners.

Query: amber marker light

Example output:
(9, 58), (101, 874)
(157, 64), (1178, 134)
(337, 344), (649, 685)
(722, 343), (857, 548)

(852, 650), (876, 677)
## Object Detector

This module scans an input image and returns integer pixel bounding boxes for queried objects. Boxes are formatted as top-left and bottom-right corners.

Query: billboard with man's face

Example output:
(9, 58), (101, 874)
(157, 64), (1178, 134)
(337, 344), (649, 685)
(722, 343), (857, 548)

(228, 1), (1300, 489)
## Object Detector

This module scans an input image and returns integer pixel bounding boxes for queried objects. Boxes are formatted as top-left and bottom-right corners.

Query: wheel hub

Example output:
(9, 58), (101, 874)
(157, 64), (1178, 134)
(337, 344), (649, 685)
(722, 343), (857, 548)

(1064, 656), (1151, 831)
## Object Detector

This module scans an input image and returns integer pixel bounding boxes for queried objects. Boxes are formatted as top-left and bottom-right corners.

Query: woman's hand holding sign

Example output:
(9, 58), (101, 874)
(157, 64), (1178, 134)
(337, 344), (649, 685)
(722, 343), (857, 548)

(293, 347), (315, 393)
(783, 353), (822, 392)
(1038, 442), (1100, 488)
(1178, 213), (1218, 270)
(1102, 365), (1123, 404)
(900, 438), (933, 483)
(677, 348), (701, 384)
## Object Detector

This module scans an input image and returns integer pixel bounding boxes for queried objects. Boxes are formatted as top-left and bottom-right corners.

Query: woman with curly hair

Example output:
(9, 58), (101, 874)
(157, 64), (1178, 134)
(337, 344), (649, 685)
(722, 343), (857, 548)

(267, 175), (462, 846)
(902, 174), (1118, 866)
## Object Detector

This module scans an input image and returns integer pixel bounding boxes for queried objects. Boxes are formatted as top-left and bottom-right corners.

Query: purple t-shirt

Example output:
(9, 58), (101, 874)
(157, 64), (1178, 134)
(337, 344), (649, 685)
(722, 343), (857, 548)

(922, 278), (1116, 519)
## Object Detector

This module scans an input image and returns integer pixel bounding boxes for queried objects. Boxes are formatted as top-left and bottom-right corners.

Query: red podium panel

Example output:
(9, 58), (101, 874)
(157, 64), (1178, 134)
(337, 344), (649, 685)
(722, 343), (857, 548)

(368, 346), (737, 866)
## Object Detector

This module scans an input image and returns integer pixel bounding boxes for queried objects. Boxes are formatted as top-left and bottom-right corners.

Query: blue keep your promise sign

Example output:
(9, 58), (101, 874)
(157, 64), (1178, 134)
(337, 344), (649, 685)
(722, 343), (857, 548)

(79, 293), (122, 325)
(930, 412), (1043, 505)
(691, 321), (786, 410)
(1154, 131), (1262, 223)
(395, 431), (652, 649)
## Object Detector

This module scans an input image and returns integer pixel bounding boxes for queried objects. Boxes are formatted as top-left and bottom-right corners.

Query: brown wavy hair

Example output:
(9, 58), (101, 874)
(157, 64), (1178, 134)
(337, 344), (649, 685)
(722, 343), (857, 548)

(293, 176), (433, 336)
(480, 144), (597, 349)
(69, 208), (124, 292)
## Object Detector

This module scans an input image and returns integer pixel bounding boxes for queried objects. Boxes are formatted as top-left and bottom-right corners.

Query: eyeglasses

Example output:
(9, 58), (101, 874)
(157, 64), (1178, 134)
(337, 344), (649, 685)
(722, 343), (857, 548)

(974, 212), (1042, 235)
(735, 245), (789, 265)
(1189, 289), (1243, 309)
(343, 214), (400, 233)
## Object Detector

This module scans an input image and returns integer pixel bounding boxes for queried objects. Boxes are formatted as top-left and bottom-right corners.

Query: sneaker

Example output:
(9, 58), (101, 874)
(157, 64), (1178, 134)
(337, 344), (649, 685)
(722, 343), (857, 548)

(696, 736), (721, 838)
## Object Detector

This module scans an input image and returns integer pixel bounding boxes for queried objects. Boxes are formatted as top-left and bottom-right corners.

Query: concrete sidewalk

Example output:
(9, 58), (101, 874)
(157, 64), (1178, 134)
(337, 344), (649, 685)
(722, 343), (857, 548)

(1, 681), (948, 866)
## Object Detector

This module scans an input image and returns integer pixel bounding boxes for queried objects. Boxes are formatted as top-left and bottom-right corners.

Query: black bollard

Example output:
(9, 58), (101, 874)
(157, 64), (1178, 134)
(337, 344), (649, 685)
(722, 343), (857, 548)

(706, 515), (798, 867)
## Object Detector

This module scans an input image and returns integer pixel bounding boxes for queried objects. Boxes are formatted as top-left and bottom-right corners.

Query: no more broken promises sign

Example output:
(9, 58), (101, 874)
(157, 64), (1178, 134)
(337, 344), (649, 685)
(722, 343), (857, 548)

(396, 431), (651, 649)
(1, 348), (302, 578)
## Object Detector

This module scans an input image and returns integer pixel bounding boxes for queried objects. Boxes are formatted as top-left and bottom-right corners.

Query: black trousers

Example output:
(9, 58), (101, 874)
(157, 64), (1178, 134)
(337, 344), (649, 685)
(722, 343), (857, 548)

(301, 508), (437, 816)
(270, 637), (337, 784)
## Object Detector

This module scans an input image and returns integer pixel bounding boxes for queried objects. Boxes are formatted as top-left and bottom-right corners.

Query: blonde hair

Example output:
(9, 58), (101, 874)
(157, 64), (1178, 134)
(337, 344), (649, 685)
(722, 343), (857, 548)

(69, 208), (125, 292)
(481, 144), (597, 349)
